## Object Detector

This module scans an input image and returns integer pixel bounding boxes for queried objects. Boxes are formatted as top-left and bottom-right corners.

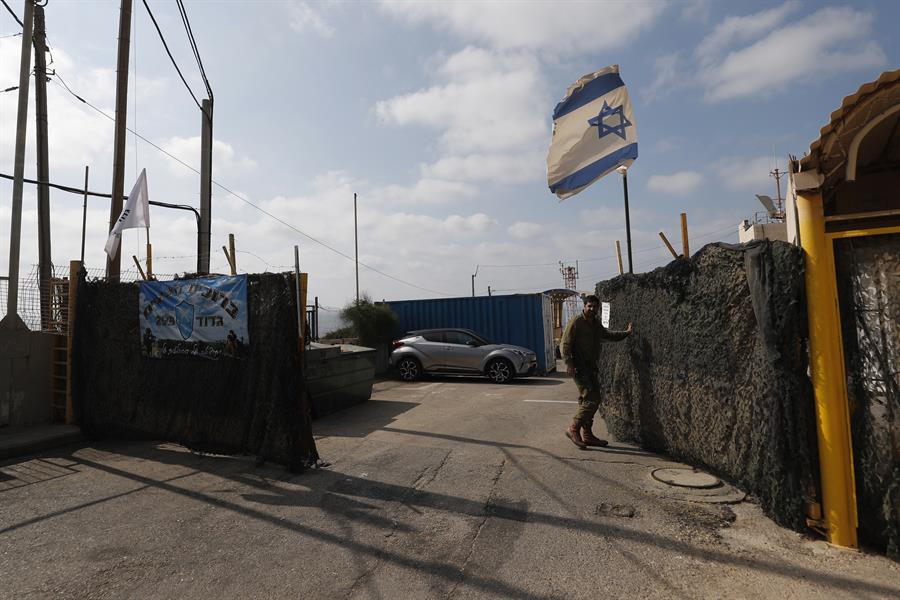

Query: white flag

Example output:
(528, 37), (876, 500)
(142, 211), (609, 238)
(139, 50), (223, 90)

(547, 65), (638, 200)
(105, 168), (150, 257)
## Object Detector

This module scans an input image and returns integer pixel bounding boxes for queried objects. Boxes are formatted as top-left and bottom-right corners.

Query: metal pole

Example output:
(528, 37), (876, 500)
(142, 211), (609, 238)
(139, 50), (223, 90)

(796, 190), (858, 549)
(80, 166), (89, 263)
(2, 0), (35, 328)
(354, 193), (359, 304)
(621, 168), (633, 274)
(198, 98), (213, 274)
(313, 296), (319, 340)
(33, 3), (52, 329)
(106, 0), (133, 283)
(294, 245), (304, 346)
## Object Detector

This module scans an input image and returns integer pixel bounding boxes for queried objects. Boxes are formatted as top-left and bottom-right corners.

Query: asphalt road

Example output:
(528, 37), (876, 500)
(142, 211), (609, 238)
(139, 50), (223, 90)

(2, 371), (899, 599)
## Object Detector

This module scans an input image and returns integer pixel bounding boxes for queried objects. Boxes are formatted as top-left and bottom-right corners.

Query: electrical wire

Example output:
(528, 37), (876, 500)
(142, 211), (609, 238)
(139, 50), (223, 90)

(48, 72), (455, 298)
(488, 224), (741, 294)
(0, 172), (200, 223)
(175, 0), (211, 101)
(0, 0), (23, 28)
(140, 0), (201, 110)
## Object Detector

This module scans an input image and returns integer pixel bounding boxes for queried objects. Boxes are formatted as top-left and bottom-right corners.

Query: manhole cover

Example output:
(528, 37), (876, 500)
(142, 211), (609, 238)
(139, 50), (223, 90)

(651, 467), (721, 489)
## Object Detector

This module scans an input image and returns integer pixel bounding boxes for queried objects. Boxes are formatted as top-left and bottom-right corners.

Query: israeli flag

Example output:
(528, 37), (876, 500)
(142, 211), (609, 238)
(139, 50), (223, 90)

(547, 65), (638, 200)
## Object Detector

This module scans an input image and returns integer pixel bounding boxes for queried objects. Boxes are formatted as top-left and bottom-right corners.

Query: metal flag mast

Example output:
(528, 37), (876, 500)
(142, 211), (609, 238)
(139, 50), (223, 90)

(617, 166), (633, 274)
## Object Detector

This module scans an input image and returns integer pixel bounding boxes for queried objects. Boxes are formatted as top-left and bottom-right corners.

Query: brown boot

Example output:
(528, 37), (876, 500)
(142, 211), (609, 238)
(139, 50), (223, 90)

(580, 426), (608, 447)
(564, 423), (587, 449)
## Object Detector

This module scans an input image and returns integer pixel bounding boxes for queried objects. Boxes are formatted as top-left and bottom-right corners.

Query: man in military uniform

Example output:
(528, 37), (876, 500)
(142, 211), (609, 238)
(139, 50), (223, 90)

(561, 294), (632, 448)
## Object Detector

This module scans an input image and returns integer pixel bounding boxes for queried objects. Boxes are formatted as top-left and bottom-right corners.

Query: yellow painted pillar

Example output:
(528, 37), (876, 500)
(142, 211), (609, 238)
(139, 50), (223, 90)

(796, 190), (858, 548)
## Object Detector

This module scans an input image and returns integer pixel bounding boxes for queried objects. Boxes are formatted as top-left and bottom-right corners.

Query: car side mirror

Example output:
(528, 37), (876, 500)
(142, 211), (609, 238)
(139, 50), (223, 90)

(466, 340), (479, 347)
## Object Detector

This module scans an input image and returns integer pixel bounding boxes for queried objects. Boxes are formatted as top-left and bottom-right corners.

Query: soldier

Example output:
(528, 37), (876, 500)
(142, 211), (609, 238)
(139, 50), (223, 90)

(561, 294), (632, 448)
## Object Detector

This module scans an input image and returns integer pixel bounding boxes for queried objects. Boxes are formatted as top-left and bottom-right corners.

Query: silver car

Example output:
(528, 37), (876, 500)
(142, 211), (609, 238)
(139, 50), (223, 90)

(390, 328), (538, 383)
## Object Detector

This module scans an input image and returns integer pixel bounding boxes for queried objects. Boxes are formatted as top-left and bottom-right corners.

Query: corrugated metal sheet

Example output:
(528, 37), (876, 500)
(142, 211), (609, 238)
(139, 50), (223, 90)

(385, 294), (556, 374)
(799, 69), (900, 191)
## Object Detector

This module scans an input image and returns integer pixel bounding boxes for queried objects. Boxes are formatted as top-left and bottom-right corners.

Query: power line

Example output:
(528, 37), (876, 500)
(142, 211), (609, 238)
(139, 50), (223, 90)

(175, 0), (211, 101)
(489, 224), (740, 294)
(0, 172), (200, 222)
(0, 0), (23, 28)
(48, 71), (455, 298)
(140, 0), (201, 110)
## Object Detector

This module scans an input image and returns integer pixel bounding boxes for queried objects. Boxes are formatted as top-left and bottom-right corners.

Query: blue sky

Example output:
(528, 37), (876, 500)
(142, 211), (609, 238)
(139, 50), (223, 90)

(1, 0), (898, 312)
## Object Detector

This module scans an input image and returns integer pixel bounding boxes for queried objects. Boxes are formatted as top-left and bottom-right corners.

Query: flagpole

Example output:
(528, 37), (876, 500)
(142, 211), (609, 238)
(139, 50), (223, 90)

(618, 166), (633, 274)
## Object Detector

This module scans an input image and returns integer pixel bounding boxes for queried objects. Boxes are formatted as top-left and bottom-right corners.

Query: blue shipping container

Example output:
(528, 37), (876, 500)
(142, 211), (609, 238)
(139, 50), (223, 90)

(384, 294), (556, 374)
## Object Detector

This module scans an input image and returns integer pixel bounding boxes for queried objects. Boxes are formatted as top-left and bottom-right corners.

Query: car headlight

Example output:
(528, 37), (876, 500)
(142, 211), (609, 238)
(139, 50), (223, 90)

(511, 349), (527, 357)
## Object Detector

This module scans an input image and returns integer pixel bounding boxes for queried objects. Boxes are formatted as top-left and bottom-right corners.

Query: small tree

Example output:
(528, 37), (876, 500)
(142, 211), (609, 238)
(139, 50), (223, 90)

(338, 294), (398, 348)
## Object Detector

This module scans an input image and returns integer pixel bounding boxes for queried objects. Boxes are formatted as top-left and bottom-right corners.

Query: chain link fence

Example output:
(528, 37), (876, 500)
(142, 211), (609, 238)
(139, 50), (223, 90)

(0, 265), (172, 333)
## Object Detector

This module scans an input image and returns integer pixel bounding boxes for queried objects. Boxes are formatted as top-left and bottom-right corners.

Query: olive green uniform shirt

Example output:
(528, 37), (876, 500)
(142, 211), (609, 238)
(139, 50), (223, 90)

(561, 313), (629, 374)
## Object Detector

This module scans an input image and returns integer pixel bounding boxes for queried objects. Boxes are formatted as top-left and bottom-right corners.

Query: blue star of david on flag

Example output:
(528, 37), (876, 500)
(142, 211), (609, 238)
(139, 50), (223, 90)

(546, 65), (639, 200)
(588, 101), (632, 140)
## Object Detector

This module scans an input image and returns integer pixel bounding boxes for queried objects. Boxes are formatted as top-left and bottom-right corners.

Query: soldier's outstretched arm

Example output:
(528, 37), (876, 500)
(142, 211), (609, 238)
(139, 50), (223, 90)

(599, 321), (632, 342)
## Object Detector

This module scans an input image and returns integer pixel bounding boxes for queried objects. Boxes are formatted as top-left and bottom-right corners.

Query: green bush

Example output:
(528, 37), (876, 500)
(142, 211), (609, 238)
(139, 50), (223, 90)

(338, 294), (398, 348)
(322, 325), (355, 339)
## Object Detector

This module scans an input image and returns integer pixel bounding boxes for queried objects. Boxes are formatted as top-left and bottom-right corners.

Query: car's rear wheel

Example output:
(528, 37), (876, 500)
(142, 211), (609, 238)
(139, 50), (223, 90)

(396, 357), (422, 382)
(486, 358), (514, 384)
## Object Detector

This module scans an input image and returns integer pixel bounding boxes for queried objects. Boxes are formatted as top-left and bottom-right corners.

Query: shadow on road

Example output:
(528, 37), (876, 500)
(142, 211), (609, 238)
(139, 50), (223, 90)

(4, 433), (897, 599)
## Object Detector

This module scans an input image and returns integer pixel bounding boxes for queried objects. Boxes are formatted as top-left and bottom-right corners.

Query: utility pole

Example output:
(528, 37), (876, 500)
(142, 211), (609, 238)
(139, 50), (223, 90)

(770, 167), (784, 216)
(354, 193), (359, 304)
(559, 260), (579, 326)
(33, 2), (52, 330)
(198, 98), (213, 273)
(106, 0), (133, 283)
(1, 0), (35, 330)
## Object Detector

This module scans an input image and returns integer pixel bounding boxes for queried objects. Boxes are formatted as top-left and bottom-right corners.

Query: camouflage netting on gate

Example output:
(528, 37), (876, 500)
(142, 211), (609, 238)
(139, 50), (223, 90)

(834, 233), (900, 558)
(71, 272), (318, 471)
(595, 240), (818, 530)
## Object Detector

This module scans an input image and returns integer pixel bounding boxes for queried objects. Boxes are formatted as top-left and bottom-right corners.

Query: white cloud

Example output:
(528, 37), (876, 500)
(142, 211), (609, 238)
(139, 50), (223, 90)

(701, 6), (885, 102)
(0, 39), (167, 170)
(580, 206), (658, 228)
(379, 0), (663, 54)
(287, 1), (335, 37)
(421, 151), (544, 184)
(647, 171), (704, 196)
(681, 0), (714, 23)
(644, 53), (682, 103)
(375, 47), (547, 154)
(695, 1), (801, 63)
(713, 155), (791, 193)
(161, 137), (257, 178)
(377, 177), (478, 205)
(508, 221), (543, 240)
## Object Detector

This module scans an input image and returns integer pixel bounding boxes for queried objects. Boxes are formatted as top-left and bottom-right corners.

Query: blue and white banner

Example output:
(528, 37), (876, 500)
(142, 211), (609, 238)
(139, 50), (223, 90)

(139, 275), (249, 359)
(547, 65), (638, 200)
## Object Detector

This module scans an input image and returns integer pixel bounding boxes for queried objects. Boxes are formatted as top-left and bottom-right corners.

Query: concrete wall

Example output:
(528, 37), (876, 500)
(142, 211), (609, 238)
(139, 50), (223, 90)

(0, 329), (56, 426)
(738, 221), (788, 243)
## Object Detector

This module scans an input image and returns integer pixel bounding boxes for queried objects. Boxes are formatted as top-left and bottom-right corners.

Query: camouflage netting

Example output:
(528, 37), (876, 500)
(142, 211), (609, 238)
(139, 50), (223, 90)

(595, 240), (819, 530)
(835, 233), (900, 558)
(71, 272), (318, 471)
